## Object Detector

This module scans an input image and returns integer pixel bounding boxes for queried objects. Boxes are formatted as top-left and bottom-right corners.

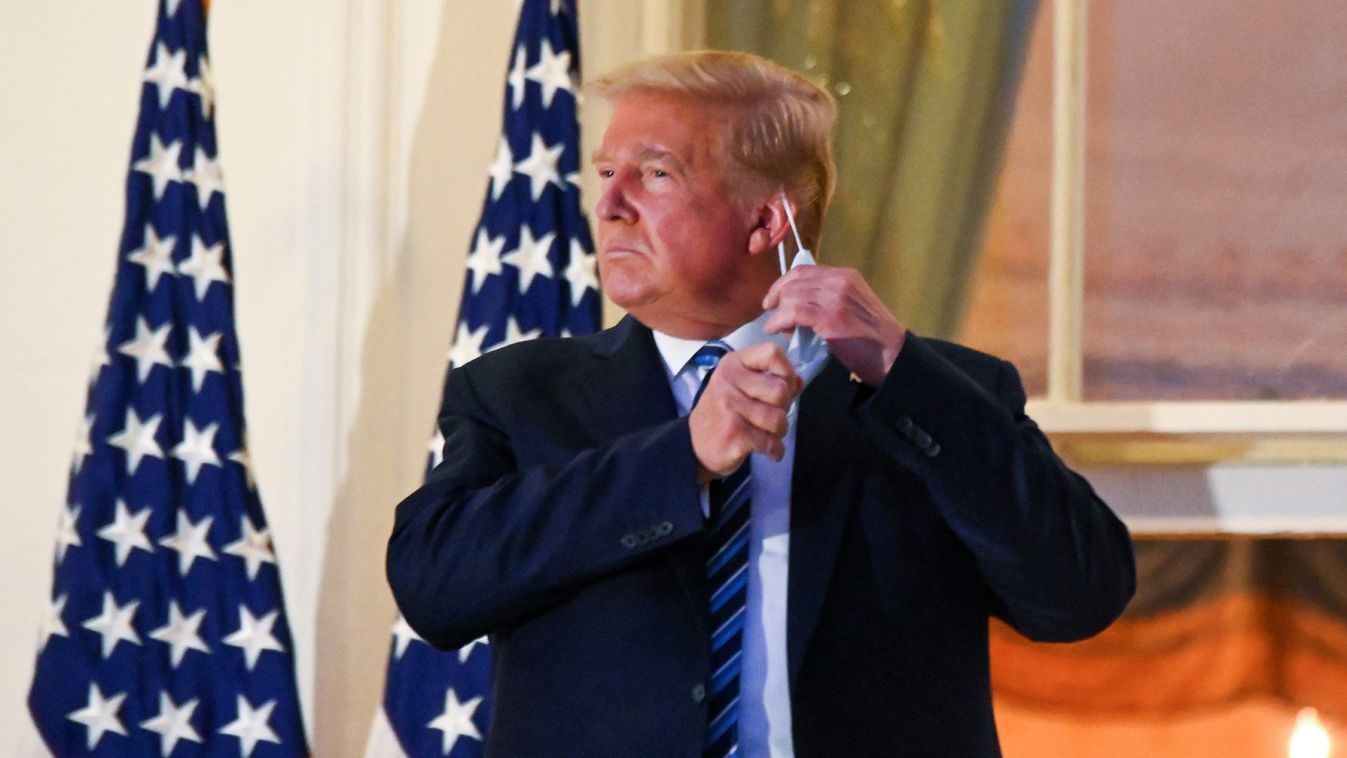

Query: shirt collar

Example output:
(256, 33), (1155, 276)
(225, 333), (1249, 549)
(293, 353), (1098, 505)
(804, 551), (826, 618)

(650, 310), (789, 379)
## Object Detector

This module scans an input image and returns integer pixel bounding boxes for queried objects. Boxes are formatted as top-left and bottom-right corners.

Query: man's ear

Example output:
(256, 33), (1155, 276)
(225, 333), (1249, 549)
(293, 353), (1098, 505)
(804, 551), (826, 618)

(746, 194), (793, 257)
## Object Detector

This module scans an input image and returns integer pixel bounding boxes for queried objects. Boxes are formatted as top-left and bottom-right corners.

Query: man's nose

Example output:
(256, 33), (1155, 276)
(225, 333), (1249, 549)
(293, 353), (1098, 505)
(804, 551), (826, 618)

(595, 175), (636, 224)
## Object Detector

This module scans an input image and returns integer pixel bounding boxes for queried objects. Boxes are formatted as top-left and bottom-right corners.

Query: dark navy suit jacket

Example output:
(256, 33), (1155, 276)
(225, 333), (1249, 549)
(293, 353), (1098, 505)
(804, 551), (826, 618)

(387, 316), (1135, 757)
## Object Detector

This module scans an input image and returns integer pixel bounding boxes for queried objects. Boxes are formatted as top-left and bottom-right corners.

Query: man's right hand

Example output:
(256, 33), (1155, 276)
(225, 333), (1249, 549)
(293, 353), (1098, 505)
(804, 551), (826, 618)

(688, 343), (803, 484)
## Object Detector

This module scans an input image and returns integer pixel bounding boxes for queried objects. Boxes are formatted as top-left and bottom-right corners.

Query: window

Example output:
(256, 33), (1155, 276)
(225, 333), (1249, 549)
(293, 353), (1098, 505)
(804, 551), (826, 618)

(692, 0), (1347, 464)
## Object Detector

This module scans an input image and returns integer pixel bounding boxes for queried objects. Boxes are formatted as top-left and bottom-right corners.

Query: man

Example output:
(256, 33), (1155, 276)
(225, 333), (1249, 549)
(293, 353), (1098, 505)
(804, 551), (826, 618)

(387, 51), (1134, 757)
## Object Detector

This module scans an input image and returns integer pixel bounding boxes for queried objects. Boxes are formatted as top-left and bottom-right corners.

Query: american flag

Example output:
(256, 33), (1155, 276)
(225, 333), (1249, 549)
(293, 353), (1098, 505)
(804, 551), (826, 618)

(369, 0), (600, 755)
(27, 0), (309, 755)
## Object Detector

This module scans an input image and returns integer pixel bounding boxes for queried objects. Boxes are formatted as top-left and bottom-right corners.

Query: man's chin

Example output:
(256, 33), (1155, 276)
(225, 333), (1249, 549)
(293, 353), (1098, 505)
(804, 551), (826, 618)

(602, 283), (657, 313)
(596, 263), (657, 310)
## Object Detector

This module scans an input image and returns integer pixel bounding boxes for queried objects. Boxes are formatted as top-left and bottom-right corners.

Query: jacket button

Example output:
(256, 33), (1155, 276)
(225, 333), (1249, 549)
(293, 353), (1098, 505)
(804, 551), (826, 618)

(914, 429), (933, 448)
(896, 416), (914, 434)
(691, 683), (706, 703)
(925, 442), (941, 458)
(657, 521), (673, 536)
(620, 534), (638, 549)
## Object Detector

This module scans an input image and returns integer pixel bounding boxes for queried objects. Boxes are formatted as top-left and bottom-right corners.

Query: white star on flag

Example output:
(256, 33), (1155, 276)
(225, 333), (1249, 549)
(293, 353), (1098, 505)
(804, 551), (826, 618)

(159, 510), (217, 573)
(55, 502), (82, 563)
(228, 447), (256, 489)
(223, 516), (277, 579)
(507, 45), (528, 110)
(428, 688), (483, 754)
(512, 131), (564, 200)
(492, 316), (542, 352)
(173, 418), (222, 484)
(82, 591), (142, 658)
(178, 235), (230, 300)
(218, 696), (281, 757)
(72, 413), (95, 474)
(143, 42), (189, 110)
(150, 601), (211, 667)
(391, 614), (423, 660)
(190, 55), (215, 119)
(140, 693), (203, 755)
(127, 223), (178, 291)
(181, 326), (225, 392)
(501, 225), (556, 293)
(117, 316), (174, 383)
(457, 635), (489, 663)
(107, 408), (165, 474)
(66, 683), (128, 750)
(96, 500), (153, 567)
(38, 594), (69, 652)
(184, 147), (225, 211)
(88, 328), (111, 385)
(488, 137), (514, 201)
(524, 38), (573, 108)
(427, 427), (446, 469)
(133, 133), (184, 200)
(223, 606), (285, 670)
(564, 239), (599, 306)
(466, 228), (507, 293)
(448, 321), (491, 369)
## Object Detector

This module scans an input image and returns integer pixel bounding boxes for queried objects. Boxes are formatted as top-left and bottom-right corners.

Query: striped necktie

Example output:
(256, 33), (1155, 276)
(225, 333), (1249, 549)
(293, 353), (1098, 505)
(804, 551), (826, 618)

(690, 342), (750, 757)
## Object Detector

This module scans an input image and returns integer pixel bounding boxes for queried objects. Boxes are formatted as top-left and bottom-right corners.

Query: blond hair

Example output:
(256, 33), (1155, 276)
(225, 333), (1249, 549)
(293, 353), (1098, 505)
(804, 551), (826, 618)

(590, 50), (837, 251)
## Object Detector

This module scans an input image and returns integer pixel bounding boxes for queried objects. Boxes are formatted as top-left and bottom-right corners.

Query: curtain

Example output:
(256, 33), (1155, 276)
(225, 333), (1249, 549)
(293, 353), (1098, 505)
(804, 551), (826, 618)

(992, 538), (1347, 723)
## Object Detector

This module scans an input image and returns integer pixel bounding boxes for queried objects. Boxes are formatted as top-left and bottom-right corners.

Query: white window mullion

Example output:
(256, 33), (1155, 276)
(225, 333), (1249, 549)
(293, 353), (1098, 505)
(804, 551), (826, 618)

(1048, 0), (1087, 403)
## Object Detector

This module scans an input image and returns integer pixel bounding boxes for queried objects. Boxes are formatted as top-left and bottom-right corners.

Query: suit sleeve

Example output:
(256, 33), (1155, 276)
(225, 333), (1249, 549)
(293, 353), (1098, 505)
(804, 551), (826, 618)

(386, 363), (707, 650)
(857, 333), (1136, 642)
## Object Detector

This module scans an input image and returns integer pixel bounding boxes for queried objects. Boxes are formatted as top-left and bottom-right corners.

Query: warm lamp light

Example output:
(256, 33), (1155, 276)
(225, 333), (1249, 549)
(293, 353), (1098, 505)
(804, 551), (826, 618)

(1290, 708), (1332, 758)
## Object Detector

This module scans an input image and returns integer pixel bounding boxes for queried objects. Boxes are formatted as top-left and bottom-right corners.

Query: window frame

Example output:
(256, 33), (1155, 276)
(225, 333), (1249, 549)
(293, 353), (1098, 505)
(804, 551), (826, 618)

(1034, 0), (1347, 465)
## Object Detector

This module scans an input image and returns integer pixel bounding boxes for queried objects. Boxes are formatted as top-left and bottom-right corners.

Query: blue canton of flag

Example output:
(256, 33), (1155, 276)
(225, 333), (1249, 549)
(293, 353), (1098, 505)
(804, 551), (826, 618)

(371, 0), (600, 755)
(27, 0), (309, 755)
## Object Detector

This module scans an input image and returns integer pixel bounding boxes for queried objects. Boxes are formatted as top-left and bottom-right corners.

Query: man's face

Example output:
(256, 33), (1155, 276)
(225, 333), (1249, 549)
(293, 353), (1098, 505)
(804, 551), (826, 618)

(593, 93), (767, 336)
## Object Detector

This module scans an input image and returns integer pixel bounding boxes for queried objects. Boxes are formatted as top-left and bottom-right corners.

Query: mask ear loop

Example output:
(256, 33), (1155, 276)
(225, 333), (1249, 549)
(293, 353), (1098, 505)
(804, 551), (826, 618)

(777, 190), (807, 275)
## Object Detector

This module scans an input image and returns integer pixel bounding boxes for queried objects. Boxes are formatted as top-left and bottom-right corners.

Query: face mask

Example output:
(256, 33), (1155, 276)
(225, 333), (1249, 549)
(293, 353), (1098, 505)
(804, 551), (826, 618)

(776, 192), (830, 420)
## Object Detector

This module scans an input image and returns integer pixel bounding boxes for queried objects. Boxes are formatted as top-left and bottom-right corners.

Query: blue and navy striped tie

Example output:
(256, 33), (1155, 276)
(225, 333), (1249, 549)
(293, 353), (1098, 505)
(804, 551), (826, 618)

(690, 343), (751, 758)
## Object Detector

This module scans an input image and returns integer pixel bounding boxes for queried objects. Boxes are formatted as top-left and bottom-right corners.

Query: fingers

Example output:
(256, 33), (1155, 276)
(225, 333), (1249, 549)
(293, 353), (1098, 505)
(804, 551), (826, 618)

(687, 346), (799, 475)
(762, 263), (908, 387)
(732, 390), (790, 438)
(716, 351), (796, 441)
(736, 368), (799, 410)
(763, 264), (840, 309)
(736, 343), (801, 389)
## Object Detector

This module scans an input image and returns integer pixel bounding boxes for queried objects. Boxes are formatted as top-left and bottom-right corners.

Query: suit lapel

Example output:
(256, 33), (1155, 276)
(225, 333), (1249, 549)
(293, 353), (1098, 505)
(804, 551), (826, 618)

(787, 357), (861, 687)
(575, 316), (679, 441)
(575, 317), (711, 631)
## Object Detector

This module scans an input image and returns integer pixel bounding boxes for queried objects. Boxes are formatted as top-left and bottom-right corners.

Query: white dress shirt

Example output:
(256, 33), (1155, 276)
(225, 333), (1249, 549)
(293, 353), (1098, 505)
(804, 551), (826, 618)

(651, 312), (796, 758)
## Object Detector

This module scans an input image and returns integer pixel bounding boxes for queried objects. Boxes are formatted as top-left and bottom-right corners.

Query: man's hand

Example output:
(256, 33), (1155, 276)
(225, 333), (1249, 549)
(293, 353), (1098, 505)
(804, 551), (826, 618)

(688, 343), (802, 483)
(762, 265), (907, 387)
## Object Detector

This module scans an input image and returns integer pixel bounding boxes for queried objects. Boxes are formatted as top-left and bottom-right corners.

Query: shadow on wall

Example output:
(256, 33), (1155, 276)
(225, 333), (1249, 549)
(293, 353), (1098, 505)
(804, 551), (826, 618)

(308, 4), (496, 754)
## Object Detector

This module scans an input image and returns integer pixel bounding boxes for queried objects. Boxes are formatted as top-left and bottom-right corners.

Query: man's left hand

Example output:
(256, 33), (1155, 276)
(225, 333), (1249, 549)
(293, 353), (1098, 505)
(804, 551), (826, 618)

(762, 265), (907, 387)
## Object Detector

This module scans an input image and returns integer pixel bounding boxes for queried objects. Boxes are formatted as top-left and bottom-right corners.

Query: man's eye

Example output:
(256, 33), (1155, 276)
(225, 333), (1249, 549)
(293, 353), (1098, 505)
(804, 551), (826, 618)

(651, 169), (669, 178)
